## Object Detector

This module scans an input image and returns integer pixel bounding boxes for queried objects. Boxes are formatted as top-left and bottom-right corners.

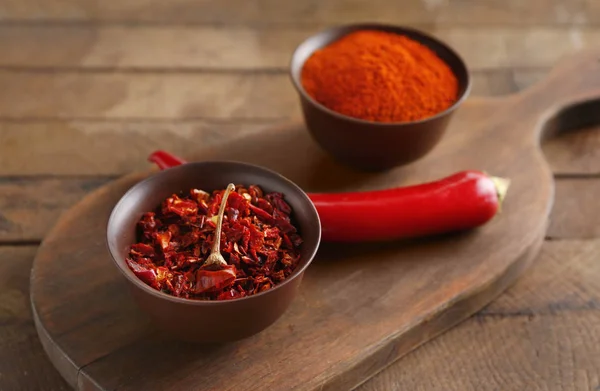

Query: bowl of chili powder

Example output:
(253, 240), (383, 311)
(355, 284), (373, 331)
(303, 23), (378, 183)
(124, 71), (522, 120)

(106, 161), (321, 342)
(290, 23), (471, 171)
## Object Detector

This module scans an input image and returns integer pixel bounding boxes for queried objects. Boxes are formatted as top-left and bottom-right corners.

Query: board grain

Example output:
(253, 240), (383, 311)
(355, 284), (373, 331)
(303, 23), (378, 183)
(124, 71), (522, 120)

(29, 49), (600, 390)
(0, 246), (70, 391)
(358, 238), (600, 391)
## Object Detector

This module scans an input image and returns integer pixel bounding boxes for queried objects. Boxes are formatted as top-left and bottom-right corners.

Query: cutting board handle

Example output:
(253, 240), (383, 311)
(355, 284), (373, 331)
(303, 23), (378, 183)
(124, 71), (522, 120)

(526, 49), (600, 103)
(514, 49), (600, 142)
(496, 49), (600, 145)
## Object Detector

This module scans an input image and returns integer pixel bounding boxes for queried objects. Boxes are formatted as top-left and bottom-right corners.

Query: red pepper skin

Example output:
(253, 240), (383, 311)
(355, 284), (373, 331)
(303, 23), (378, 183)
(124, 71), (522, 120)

(194, 266), (237, 294)
(147, 151), (506, 242)
(310, 170), (502, 242)
(148, 150), (187, 170)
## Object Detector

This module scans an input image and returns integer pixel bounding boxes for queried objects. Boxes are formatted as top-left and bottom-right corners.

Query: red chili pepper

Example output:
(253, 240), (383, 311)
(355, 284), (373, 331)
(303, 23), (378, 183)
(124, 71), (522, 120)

(148, 151), (509, 243)
(310, 171), (508, 242)
(194, 266), (237, 294)
(148, 150), (187, 170)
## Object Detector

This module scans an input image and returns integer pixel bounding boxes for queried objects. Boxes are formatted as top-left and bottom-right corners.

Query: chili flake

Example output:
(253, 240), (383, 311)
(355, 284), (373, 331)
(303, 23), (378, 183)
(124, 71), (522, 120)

(125, 184), (303, 301)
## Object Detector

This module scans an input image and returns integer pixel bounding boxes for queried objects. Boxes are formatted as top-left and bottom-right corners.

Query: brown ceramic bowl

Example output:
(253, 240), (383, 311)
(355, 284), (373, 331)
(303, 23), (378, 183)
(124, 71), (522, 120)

(106, 161), (321, 343)
(290, 23), (472, 171)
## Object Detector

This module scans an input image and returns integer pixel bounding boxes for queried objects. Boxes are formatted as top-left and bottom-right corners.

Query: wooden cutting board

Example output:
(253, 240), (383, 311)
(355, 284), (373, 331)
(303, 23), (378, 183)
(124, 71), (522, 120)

(30, 50), (600, 391)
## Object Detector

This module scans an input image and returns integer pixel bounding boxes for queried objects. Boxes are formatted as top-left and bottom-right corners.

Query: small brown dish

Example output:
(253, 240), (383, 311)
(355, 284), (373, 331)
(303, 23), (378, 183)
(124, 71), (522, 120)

(290, 23), (472, 171)
(106, 161), (321, 343)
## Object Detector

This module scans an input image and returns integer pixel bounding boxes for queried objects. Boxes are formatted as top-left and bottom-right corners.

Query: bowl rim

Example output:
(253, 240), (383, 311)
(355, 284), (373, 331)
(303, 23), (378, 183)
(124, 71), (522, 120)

(106, 160), (322, 306)
(289, 22), (473, 127)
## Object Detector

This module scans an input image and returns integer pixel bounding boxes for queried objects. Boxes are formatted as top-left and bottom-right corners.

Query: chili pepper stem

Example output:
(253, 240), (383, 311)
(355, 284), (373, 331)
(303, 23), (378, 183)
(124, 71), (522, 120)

(491, 176), (510, 212)
(203, 183), (236, 269)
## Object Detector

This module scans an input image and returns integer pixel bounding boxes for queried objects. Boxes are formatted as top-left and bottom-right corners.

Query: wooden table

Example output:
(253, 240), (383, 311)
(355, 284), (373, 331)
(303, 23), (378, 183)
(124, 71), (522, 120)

(1, 1), (599, 390)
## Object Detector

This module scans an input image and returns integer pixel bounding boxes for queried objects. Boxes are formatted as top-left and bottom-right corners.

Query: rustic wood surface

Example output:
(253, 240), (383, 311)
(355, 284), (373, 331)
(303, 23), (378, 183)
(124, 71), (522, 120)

(30, 86), (557, 389)
(1, 0), (600, 390)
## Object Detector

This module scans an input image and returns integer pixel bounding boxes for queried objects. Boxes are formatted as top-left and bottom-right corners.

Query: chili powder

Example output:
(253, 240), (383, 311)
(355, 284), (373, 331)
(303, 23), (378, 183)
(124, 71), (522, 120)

(125, 185), (303, 301)
(301, 30), (459, 123)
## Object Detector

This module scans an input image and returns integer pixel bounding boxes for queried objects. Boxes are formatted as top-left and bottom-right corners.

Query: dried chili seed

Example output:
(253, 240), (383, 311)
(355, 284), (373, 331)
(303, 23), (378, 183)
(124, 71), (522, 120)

(154, 231), (171, 251)
(191, 189), (209, 203)
(125, 185), (303, 301)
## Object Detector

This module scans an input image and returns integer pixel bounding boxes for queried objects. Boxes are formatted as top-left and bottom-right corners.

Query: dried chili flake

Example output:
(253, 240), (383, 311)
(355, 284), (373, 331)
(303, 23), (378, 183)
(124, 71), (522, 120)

(126, 185), (303, 301)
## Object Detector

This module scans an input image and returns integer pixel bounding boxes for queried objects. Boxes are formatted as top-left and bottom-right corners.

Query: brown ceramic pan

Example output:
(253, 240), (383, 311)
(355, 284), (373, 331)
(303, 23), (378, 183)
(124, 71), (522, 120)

(106, 161), (322, 343)
(290, 23), (472, 171)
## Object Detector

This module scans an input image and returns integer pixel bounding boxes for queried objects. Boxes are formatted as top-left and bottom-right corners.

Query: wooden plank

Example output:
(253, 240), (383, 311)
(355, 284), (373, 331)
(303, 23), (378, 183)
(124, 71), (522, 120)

(0, 69), (543, 120)
(0, 25), (306, 70)
(0, 0), (589, 25)
(0, 245), (69, 391)
(3, 80), (593, 178)
(483, 239), (600, 314)
(0, 25), (595, 70)
(358, 313), (600, 391)
(359, 238), (600, 391)
(0, 98), (503, 176)
(588, 0), (600, 24)
(0, 177), (112, 242)
(0, 120), (276, 176)
(542, 125), (600, 175)
(546, 179), (600, 239)
(472, 70), (518, 97)
(512, 69), (547, 91)
(0, 71), (301, 120)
